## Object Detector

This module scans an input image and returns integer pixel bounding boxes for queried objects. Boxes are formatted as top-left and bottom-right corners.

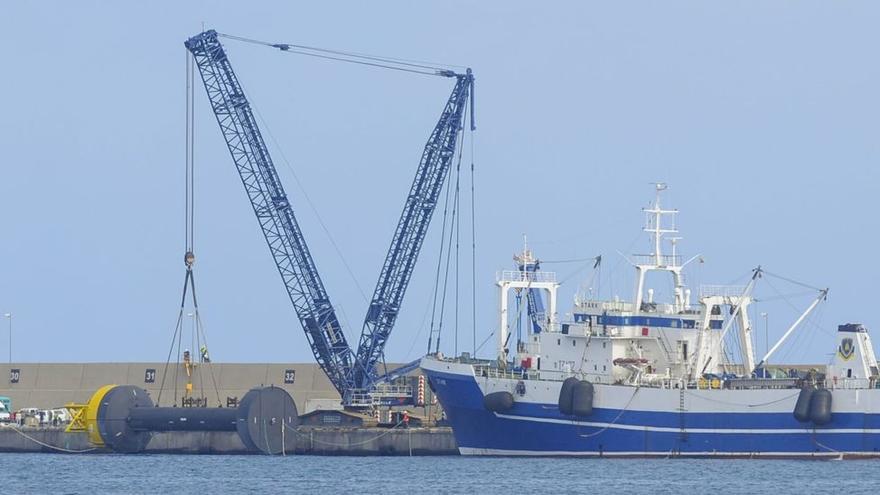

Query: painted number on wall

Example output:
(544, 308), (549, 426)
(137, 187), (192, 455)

(9, 369), (20, 384)
(144, 368), (156, 383)
(284, 369), (296, 384)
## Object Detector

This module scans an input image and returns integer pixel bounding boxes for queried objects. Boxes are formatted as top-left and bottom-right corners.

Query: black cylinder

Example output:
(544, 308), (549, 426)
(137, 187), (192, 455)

(483, 391), (514, 413)
(128, 407), (238, 432)
(572, 381), (594, 417)
(96, 385), (298, 454)
(793, 386), (813, 423)
(809, 388), (833, 425)
(236, 385), (299, 455)
(97, 385), (155, 453)
(558, 377), (579, 415)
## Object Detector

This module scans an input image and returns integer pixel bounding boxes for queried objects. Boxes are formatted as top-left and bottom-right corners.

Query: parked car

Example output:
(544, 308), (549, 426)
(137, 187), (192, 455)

(0, 400), (10, 423)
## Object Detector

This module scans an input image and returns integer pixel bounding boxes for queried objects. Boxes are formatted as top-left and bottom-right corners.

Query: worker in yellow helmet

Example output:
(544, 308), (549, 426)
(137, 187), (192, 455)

(200, 345), (210, 363)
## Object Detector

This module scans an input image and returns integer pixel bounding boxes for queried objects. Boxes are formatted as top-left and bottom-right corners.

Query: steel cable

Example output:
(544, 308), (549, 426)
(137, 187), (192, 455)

(218, 32), (465, 77)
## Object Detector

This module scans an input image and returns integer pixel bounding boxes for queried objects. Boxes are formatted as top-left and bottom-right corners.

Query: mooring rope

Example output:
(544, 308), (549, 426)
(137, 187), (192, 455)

(812, 435), (844, 457)
(577, 386), (641, 439)
(282, 419), (408, 448)
(2, 425), (98, 454)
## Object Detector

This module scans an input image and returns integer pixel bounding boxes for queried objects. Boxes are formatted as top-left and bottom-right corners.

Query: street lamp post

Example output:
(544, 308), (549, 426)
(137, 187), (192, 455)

(3, 313), (11, 364)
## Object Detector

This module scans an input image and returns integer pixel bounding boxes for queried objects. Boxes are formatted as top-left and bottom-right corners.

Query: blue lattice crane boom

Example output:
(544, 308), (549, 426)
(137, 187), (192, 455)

(184, 29), (474, 403)
(351, 71), (474, 393)
(184, 30), (353, 394)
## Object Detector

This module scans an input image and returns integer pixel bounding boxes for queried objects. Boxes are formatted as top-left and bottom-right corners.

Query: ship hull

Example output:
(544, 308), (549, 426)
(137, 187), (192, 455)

(422, 358), (880, 457)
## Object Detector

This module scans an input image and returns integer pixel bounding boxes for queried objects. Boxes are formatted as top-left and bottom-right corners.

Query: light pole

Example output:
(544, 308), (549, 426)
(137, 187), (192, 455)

(3, 313), (11, 364)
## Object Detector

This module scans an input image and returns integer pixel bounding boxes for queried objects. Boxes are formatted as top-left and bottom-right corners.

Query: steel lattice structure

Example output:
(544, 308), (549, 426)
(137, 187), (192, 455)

(185, 30), (353, 393)
(185, 29), (473, 402)
(350, 72), (473, 393)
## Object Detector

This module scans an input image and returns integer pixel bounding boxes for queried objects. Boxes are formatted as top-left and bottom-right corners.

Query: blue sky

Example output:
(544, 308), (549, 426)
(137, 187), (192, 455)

(1, 2), (877, 364)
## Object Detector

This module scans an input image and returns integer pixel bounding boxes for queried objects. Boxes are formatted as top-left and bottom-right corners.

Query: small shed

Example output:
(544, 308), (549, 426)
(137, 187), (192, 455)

(298, 409), (365, 427)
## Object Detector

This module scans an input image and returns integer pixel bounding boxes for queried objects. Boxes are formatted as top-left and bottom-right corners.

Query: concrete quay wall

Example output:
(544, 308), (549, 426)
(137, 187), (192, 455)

(0, 362), (340, 410)
(0, 427), (458, 456)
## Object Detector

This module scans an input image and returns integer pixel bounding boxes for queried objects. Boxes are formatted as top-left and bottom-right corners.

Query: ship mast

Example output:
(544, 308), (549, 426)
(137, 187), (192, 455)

(634, 183), (689, 312)
(496, 236), (558, 362)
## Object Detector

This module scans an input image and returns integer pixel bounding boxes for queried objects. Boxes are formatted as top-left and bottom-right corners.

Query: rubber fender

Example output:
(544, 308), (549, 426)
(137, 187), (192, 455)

(558, 377), (579, 415)
(483, 391), (514, 413)
(809, 388), (832, 426)
(792, 386), (814, 423)
(571, 380), (594, 417)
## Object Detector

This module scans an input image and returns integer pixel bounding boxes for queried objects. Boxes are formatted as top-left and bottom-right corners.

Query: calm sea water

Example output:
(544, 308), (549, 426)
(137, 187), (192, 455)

(1, 453), (878, 494)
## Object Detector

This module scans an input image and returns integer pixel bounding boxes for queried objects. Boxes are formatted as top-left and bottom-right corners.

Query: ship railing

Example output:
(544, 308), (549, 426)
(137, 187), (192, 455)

(525, 369), (617, 385)
(633, 375), (678, 389)
(638, 302), (677, 314)
(830, 378), (878, 390)
(496, 270), (557, 284)
(473, 365), (540, 381)
(595, 300), (690, 314)
(632, 254), (682, 267)
(468, 369), (880, 390)
(599, 301), (637, 313)
(699, 285), (749, 298)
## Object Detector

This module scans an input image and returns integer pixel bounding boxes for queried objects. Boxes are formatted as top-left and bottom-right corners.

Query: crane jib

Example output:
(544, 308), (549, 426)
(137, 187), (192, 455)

(185, 29), (474, 402)
(185, 30), (353, 395)
(351, 73), (473, 391)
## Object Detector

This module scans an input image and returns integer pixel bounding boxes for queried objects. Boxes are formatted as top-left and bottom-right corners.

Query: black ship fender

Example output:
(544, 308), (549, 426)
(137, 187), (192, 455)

(571, 380), (594, 417)
(793, 386), (814, 423)
(558, 377), (594, 417)
(809, 388), (833, 425)
(558, 377), (579, 415)
(483, 391), (515, 413)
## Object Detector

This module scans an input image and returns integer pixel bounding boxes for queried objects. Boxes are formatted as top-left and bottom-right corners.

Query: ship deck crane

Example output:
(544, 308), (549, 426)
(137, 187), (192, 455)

(184, 30), (474, 405)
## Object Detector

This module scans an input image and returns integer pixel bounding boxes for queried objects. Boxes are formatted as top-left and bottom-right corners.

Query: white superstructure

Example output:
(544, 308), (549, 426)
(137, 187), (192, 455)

(506, 184), (788, 386)
(421, 184), (880, 457)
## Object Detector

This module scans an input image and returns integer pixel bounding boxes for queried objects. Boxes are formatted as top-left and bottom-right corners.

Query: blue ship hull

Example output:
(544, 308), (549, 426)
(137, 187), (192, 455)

(424, 366), (880, 457)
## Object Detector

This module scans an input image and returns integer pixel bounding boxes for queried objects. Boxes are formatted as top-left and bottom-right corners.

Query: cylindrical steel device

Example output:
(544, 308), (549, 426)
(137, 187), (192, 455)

(91, 385), (298, 454)
(128, 407), (238, 432)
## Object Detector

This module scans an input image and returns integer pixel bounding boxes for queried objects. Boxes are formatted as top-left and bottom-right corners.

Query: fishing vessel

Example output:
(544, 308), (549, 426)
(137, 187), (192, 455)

(421, 184), (880, 457)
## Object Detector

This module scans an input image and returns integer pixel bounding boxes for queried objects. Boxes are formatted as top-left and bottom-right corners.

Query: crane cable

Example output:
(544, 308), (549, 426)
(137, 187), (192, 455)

(218, 30), (468, 306)
(406, 102), (477, 361)
(454, 121), (462, 357)
(248, 98), (369, 306)
(219, 31), (477, 362)
(434, 156), (460, 356)
(426, 101), (471, 355)
(425, 132), (458, 355)
(158, 51), (222, 407)
(470, 124), (477, 357)
(218, 33), (466, 77)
